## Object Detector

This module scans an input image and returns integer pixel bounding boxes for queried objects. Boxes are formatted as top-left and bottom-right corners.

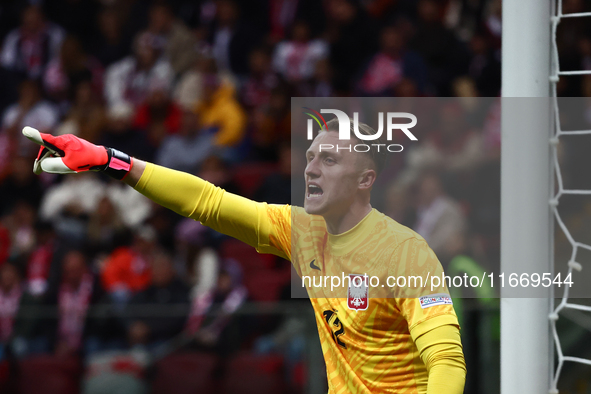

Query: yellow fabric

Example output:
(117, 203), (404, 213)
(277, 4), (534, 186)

(414, 325), (466, 394)
(135, 163), (289, 259)
(194, 82), (246, 147)
(135, 163), (466, 394)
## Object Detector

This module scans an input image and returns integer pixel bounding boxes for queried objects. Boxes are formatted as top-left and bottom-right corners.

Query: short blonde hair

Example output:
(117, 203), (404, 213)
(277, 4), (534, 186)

(321, 117), (388, 175)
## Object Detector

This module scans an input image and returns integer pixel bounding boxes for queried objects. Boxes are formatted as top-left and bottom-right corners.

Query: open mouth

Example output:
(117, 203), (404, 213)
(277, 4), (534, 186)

(307, 184), (324, 199)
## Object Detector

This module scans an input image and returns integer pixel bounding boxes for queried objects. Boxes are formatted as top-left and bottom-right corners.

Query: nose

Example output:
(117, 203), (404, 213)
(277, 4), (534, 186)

(305, 157), (320, 179)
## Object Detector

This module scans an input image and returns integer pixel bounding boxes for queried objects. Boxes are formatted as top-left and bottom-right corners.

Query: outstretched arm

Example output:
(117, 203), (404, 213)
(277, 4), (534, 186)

(129, 160), (290, 259)
(22, 128), (291, 260)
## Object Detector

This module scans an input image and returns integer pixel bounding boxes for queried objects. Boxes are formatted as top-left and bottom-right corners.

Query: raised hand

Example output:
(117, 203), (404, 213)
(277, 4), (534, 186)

(22, 126), (133, 180)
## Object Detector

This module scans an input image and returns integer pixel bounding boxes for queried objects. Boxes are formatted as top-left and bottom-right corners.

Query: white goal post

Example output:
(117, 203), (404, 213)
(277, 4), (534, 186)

(501, 1), (553, 394)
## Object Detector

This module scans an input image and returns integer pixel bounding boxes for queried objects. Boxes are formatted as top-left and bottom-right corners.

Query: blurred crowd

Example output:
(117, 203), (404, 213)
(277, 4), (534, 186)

(0, 0), (587, 392)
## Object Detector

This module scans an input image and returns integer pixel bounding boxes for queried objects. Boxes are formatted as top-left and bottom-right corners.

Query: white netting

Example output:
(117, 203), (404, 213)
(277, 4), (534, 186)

(550, 1), (591, 392)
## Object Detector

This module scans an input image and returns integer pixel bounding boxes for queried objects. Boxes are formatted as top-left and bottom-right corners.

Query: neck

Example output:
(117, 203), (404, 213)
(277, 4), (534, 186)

(323, 202), (373, 235)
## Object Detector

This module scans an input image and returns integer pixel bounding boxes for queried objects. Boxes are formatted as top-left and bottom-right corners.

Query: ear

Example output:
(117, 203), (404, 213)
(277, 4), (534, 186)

(358, 169), (377, 191)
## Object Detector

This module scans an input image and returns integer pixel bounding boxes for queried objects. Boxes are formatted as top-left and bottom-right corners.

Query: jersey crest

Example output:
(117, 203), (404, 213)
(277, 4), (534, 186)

(347, 274), (369, 311)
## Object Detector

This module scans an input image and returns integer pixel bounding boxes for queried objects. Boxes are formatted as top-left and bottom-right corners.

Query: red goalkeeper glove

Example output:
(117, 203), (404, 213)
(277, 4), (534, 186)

(22, 126), (133, 180)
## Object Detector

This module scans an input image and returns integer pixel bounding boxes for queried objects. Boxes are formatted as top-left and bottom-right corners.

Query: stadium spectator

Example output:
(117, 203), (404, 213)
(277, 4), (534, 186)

(254, 143), (291, 205)
(251, 84), (291, 161)
(267, 0), (323, 43)
(174, 219), (219, 299)
(104, 31), (173, 109)
(132, 79), (182, 138)
(127, 252), (190, 347)
(272, 20), (328, 84)
(100, 226), (156, 306)
(87, 196), (127, 257)
(197, 155), (240, 195)
(186, 259), (247, 354)
(410, 0), (470, 95)
(358, 25), (427, 95)
(0, 156), (43, 215)
(414, 172), (467, 265)
(39, 173), (101, 244)
(397, 102), (484, 190)
(194, 73), (247, 148)
(173, 54), (237, 112)
(208, 0), (261, 78)
(55, 80), (107, 143)
(99, 103), (155, 162)
(91, 8), (131, 68)
(298, 57), (333, 97)
(1, 201), (36, 260)
(25, 221), (56, 297)
(2, 79), (59, 156)
(40, 171), (151, 237)
(324, 0), (378, 93)
(32, 250), (111, 356)
(107, 180), (153, 229)
(155, 110), (215, 173)
(254, 313), (306, 388)
(146, 2), (198, 76)
(0, 5), (65, 80)
(483, 0), (502, 50)
(467, 33), (501, 97)
(43, 36), (104, 105)
(242, 47), (279, 112)
(0, 263), (23, 343)
(43, 0), (100, 49)
(383, 183), (415, 228)
(143, 203), (179, 253)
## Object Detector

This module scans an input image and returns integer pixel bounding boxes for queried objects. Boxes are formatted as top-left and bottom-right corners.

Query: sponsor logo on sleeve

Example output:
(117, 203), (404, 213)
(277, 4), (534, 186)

(418, 293), (453, 309)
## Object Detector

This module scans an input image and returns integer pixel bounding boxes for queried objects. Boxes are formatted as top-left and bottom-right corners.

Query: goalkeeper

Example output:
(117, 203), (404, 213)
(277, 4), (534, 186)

(23, 122), (466, 394)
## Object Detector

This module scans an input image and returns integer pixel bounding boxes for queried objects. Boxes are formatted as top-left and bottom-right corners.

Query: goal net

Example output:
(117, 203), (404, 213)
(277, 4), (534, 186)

(549, 2), (591, 392)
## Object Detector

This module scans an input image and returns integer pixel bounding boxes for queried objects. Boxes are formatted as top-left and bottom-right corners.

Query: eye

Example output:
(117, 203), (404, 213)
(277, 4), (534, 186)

(325, 157), (336, 164)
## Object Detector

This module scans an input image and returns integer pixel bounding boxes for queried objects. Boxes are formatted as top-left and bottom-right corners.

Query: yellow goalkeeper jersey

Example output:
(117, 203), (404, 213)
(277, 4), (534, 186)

(134, 163), (463, 394)
(257, 205), (458, 394)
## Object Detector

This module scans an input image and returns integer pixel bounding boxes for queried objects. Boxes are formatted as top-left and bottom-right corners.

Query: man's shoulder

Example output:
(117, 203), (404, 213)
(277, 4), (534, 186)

(372, 209), (426, 247)
(289, 207), (425, 242)
(290, 206), (326, 229)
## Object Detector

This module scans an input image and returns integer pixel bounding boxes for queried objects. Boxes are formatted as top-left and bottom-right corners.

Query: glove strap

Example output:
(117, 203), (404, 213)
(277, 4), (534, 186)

(103, 148), (133, 180)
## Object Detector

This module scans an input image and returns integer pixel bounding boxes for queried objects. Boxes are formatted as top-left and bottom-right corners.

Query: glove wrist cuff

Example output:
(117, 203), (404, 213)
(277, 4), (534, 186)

(103, 148), (133, 180)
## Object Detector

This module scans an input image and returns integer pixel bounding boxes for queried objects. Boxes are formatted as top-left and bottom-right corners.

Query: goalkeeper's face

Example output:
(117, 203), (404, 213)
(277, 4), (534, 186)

(304, 131), (374, 217)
